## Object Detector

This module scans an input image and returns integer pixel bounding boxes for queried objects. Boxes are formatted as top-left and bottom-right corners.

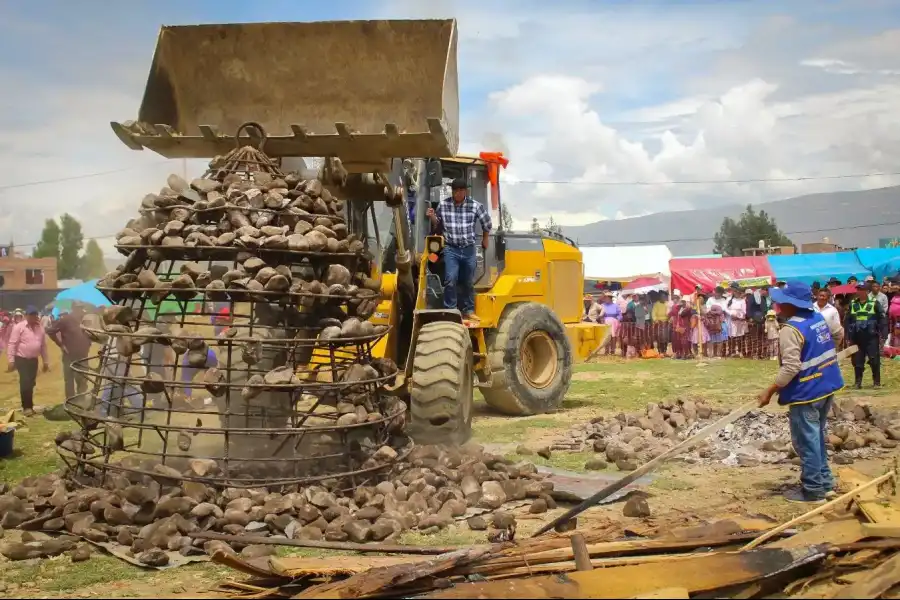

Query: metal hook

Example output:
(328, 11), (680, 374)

(235, 121), (268, 153)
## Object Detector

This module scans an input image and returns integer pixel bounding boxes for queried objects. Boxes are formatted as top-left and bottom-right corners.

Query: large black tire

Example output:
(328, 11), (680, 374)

(481, 303), (573, 416)
(407, 321), (474, 445)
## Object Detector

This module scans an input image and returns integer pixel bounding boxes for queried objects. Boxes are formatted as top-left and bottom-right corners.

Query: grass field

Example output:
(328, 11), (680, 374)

(1, 346), (897, 597)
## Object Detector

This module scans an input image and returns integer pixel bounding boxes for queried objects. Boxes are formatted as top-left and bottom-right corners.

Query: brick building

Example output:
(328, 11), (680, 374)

(0, 250), (58, 291)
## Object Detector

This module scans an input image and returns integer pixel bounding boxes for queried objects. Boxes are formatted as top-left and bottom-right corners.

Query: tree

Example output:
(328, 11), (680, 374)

(78, 239), (107, 279)
(545, 215), (562, 234)
(32, 219), (61, 261)
(713, 205), (793, 257)
(531, 217), (541, 234)
(500, 205), (514, 231)
(58, 213), (84, 279)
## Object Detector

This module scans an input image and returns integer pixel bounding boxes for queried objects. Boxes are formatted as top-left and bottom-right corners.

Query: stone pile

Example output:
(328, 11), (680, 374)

(0, 444), (551, 565)
(551, 397), (899, 471)
(62, 143), (401, 490)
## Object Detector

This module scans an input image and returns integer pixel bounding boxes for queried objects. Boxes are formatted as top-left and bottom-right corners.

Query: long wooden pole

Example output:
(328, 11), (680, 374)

(189, 531), (464, 555)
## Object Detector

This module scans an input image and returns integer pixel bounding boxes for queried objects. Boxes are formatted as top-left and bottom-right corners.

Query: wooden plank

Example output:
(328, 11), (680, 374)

(421, 546), (827, 599)
(632, 588), (689, 599)
(839, 552), (900, 599)
(769, 517), (865, 549)
(743, 471), (896, 550)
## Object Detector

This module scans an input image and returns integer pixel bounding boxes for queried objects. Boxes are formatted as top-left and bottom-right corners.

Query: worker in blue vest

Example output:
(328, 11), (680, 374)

(845, 282), (885, 388)
(759, 281), (844, 504)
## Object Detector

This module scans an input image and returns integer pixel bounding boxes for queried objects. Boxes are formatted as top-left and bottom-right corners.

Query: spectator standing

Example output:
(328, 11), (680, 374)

(6, 306), (50, 416)
(651, 291), (670, 354)
(845, 283), (886, 388)
(813, 288), (843, 347)
(45, 306), (92, 402)
(599, 293), (621, 355)
(765, 310), (780, 359)
(870, 281), (890, 345)
(726, 286), (749, 357)
(705, 287), (729, 358)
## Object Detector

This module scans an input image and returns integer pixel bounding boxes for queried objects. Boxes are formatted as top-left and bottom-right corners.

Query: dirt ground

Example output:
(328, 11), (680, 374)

(1, 351), (897, 598)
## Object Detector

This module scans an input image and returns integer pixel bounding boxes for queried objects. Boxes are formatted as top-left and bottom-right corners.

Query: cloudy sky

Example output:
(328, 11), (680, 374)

(2, 0), (900, 255)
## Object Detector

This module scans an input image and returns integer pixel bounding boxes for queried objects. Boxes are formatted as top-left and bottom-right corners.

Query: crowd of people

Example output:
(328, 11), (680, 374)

(584, 275), (900, 368)
(0, 301), (232, 418)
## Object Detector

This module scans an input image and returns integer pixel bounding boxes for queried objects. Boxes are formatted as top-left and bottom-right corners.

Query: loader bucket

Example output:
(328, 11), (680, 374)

(111, 20), (460, 169)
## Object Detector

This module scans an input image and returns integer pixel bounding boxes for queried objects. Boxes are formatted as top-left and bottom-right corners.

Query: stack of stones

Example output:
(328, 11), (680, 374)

(550, 397), (900, 471)
(62, 147), (404, 491)
(0, 444), (553, 565)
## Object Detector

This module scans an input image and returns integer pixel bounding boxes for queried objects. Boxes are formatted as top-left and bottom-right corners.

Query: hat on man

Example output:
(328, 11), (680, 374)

(865, 275), (875, 282)
(769, 281), (814, 310)
(450, 178), (468, 190)
(25, 305), (39, 315)
(856, 282), (868, 290)
(672, 288), (682, 297)
(728, 281), (741, 290)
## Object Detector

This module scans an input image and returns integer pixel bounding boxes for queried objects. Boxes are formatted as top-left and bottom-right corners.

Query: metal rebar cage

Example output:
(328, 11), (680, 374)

(59, 125), (408, 490)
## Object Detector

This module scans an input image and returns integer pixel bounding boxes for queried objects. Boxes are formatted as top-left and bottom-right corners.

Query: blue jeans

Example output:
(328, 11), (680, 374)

(788, 396), (834, 498)
(443, 244), (477, 314)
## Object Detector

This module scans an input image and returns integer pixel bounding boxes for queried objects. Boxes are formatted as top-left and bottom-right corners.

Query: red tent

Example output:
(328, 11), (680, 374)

(624, 277), (662, 290)
(669, 256), (774, 294)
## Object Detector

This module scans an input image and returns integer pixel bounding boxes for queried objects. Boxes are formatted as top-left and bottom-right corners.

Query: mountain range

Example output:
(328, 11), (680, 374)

(562, 185), (900, 256)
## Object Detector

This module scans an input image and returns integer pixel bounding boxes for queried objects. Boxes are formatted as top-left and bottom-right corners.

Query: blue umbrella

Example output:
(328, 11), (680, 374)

(51, 280), (111, 315)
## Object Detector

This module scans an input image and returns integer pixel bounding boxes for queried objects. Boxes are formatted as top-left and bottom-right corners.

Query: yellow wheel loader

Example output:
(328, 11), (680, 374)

(111, 19), (609, 446)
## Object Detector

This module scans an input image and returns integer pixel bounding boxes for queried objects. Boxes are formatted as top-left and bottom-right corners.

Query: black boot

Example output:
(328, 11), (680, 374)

(873, 364), (882, 388)
(854, 366), (864, 389)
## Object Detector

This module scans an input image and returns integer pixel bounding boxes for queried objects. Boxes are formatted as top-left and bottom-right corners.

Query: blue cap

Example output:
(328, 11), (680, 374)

(25, 305), (39, 315)
(770, 281), (814, 310)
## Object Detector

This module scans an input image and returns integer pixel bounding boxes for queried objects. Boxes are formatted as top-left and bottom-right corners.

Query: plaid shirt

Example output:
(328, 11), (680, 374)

(435, 196), (492, 247)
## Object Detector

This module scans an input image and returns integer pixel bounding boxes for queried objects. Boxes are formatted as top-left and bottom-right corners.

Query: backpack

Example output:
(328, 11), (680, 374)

(704, 306), (724, 334)
(891, 296), (900, 320)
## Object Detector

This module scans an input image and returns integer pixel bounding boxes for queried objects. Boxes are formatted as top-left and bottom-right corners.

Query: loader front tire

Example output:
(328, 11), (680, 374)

(481, 303), (572, 416)
(408, 321), (474, 446)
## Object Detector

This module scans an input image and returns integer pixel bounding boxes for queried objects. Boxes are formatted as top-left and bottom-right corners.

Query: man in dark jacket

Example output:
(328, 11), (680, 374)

(747, 287), (772, 358)
(45, 306), (91, 401)
(844, 283), (887, 388)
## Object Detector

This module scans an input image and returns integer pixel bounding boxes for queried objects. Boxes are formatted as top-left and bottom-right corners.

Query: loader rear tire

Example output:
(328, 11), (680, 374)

(481, 303), (572, 416)
(408, 321), (474, 446)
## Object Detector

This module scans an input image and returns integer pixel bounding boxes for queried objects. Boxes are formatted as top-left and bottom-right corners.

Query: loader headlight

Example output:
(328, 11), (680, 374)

(428, 240), (442, 253)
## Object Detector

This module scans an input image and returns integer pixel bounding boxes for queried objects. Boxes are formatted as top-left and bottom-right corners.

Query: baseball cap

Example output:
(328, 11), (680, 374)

(450, 178), (468, 190)
(856, 282), (868, 290)
(865, 275), (875, 282)
(25, 305), (39, 315)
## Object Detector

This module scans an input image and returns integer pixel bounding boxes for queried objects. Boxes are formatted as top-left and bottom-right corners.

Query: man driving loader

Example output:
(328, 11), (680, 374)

(426, 178), (492, 322)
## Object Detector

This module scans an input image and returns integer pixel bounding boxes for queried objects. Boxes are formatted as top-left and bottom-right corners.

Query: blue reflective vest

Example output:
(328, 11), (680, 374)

(778, 312), (844, 405)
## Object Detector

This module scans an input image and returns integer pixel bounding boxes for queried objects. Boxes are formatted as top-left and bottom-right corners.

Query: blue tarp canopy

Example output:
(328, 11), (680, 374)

(769, 252), (870, 286)
(50, 280), (110, 316)
(856, 248), (900, 281)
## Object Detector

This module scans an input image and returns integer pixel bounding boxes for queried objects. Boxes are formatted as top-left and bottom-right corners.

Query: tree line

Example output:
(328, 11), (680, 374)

(32, 214), (106, 280)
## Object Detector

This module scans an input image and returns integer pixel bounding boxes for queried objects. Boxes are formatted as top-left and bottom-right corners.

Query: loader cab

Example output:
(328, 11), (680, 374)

(407, 155), (506, 294)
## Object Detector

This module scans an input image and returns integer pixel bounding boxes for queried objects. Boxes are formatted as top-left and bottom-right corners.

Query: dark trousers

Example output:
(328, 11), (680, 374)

(14, 356), (38, 410)
(62, 352), (89, 400)
(852, 334), (881, 385)
(443, 244), (477, 314)
(789, 396), (834, 499)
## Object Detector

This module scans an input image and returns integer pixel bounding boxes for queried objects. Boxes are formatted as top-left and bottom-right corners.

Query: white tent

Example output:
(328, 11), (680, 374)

(580, 245), (672, 282)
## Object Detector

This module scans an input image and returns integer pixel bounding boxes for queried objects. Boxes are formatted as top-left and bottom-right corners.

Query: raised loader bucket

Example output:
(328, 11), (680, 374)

(111, 20), (459, 170)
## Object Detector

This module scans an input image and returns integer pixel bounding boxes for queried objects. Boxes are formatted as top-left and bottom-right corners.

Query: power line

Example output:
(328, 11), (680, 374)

(2, 164), (898, 192)
(0, 161), (174, 191)
(511, 171), (900, 186)
(11, 215), (900, 252)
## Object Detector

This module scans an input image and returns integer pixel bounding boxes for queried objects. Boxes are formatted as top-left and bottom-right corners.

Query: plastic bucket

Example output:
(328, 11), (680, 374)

(0, 429), (14, 459)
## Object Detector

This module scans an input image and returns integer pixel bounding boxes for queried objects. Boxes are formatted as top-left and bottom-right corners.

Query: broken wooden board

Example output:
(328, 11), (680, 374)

(769, 517), (866, 550)
(833, 552), (900, 599)
(632, 588), (689, 599)
(293, 546), (492, 599)
(422, 545), (828, 599)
